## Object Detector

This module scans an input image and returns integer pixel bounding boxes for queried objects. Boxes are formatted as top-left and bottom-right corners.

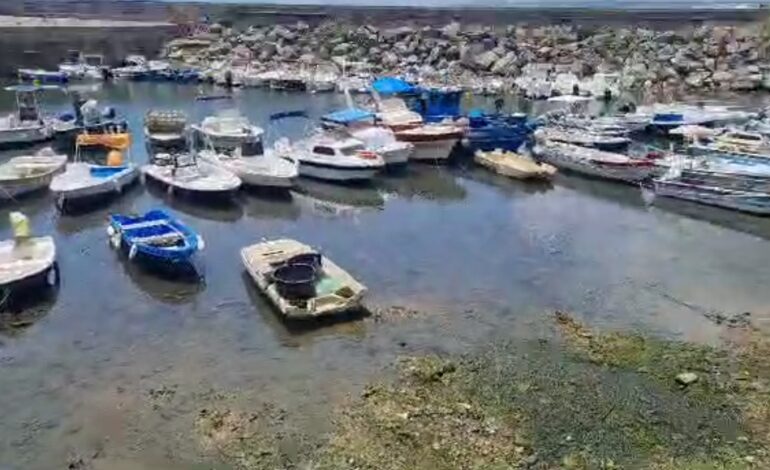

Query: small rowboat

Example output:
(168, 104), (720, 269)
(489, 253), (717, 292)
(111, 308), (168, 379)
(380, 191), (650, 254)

(107, 209), (203, 267)
(474, 149), (557, 180)
(0, 148), (67, 200)
(0, 236), (58, 296)
(241, 238), (367, 319)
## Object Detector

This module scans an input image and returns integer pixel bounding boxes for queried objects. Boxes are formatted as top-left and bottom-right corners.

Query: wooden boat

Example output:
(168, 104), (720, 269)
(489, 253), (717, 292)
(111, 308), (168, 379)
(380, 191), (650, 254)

(142, 153), (242, 196)
(108, 209), (203, 266)
(50, 132), (139, 210)
(241, 238), (367, 319)
(652, 178), (770, 215)
(0, 236), (57, 293)
(533, 138), (658, 183)
(539, 127), (630, 151)
(474, 149), (556, 180)
(0, 148), (67, 200)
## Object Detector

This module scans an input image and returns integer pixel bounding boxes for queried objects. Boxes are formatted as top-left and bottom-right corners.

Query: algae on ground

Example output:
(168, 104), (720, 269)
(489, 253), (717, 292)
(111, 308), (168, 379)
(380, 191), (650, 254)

(194, 312), (770, 469)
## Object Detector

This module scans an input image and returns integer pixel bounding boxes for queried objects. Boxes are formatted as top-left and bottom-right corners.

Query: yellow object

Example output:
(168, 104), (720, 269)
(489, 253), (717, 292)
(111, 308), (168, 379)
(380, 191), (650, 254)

(76, 133), (131, 150)
(106, 150), (124, 166)
(9, 212), (31, 239)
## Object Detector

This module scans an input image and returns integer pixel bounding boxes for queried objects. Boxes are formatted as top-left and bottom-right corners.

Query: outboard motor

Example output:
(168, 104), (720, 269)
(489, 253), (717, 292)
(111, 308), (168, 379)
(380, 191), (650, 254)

(241, 139), (264, 157)
(603, 89), (612, 102)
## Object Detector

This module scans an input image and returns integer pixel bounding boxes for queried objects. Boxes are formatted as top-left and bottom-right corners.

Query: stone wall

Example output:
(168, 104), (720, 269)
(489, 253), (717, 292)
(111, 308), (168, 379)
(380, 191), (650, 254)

(0, 25), (176, 77)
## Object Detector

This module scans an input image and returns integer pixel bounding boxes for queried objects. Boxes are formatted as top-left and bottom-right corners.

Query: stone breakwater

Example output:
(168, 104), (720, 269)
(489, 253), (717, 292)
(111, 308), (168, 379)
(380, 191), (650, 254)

(167, 20), (770, 95)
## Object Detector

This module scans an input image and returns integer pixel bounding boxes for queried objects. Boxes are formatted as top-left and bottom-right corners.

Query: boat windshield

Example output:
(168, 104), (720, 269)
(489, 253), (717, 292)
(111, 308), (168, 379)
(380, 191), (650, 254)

(340, 144), (365, 156)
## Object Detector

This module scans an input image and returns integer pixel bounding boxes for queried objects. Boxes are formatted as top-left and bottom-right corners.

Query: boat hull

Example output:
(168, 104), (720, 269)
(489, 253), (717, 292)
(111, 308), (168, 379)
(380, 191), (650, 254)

(141, 163), (242, 197)
(534, 144), (658, 183)
(653, 180), (770, 215)
(51, 164), (139, 212)
(405, 138), (458, 162)
(295, 159), (381, 182)
(0, 125), (52, 147)
(0, 157), (66, 200)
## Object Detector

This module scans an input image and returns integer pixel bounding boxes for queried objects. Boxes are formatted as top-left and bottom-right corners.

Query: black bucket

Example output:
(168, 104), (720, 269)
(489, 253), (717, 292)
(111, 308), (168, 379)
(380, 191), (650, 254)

(272, 263), (317, 300)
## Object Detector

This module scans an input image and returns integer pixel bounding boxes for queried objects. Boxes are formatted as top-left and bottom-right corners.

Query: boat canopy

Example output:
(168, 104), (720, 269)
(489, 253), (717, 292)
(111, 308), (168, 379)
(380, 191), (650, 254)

(371, 77), (417, 96)
(76, 133), (131, 150)
(321, 108), (375, 125)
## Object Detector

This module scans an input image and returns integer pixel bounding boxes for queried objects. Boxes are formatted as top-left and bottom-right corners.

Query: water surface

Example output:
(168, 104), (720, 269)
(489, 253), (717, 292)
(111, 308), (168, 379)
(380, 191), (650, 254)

(1, 82), (770, 468)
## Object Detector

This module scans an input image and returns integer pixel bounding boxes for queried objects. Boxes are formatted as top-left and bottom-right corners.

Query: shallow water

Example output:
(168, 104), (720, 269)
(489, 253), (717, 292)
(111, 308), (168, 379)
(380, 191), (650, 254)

(1, 82), (770, 468)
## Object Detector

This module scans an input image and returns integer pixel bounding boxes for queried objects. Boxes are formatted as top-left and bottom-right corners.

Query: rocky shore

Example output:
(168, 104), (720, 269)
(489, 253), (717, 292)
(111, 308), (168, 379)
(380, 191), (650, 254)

(167, 19), (770, 97)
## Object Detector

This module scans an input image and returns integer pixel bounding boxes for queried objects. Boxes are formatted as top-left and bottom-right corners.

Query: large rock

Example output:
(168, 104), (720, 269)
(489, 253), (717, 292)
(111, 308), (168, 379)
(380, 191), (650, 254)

(474, 50), (500, 71)
(382, 51), (399, 67)
(382, 26), (415, 41)
(272, 25), (297, 42)
(491, 51), (517, 75)
(685, 71), (710, 88)
(332, 42), (353, 56)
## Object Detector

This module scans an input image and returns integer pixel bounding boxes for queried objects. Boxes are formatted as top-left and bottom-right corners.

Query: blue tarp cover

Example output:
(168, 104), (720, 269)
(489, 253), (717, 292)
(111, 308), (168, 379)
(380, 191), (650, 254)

(322, 108), (374, 124)
(371, 77), (416, 95)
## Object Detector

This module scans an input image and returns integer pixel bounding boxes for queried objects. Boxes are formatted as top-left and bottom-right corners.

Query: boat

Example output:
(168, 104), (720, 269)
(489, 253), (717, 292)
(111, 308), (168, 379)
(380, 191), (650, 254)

(641, 104), (753, 133)
(107, 209), (203, 267)
(464, 111), (536, 153)
(0, 148), (67, 201)
(52, 97), (126, 150)
(58, 51), (107, 81)
(474, 149), (557, 180)
(651, 176), (770, 216)
(0, 85), (54, 148)
(288, 134), (385, 182)
(196, 115), (263, 151)
(193, 125), (298, 189)
(112, 55), (149, 80)
(50, 132), (139, 210)
(539, 127), (630, 151)
(0, 233), (57, 296)
(533, 135), (658, 183)
(142, 151), (242, 197)
(321, 108), (413, 167)
(18, 68), (69, 84)
(241, 238), (367, 319)
(144, 109), (188, 150)
(305, 64), (338, 93)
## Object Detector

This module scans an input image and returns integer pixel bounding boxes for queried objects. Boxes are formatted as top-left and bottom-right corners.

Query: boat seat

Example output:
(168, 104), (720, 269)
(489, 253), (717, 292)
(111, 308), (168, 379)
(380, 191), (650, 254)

(131, 232), (183, 246)
(120, 219), (168, 231)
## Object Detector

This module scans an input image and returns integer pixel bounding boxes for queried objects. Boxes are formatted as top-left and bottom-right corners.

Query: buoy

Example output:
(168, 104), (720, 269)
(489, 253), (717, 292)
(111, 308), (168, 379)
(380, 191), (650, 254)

(46, 263), (60, 287)
(197, 235), (205, 251)
(166, 184), (173, 196)
(128, 244), (138, 260)
(107, 150), (124, 166)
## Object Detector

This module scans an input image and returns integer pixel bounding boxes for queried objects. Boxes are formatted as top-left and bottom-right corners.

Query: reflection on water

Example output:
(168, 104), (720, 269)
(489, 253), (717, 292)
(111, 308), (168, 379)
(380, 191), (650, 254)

(145, 181), (245, 223)
(1, 83), (770, 468)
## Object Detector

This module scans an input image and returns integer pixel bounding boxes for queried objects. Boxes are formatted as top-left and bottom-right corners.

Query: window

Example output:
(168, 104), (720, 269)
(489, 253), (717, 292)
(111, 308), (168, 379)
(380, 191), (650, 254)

(313, 146), (335, 156)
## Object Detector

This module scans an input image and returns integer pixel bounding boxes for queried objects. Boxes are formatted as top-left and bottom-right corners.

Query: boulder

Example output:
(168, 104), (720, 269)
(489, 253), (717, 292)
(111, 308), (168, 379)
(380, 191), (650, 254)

(382, 51), (399, 67)
(474, 50), (500, 71)
(491, 51), (517, 75)
(685, 71), (710, 88)
(441, 21), (461, 39)
(332, 42), (353, 56)
(382, 26), (415, 41)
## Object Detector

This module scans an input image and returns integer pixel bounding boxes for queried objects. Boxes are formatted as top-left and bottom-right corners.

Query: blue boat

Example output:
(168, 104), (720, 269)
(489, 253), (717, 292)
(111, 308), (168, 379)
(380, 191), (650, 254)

(108, 210), (203, 268)
(18, 69), (69, 85)
(371, 77), (464, 123)
(464, 110), (538, 153)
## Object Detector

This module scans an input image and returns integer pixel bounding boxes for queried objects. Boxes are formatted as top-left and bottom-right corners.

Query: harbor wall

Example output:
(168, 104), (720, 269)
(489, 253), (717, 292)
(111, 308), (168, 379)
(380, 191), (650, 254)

(0, 24), (176, 77)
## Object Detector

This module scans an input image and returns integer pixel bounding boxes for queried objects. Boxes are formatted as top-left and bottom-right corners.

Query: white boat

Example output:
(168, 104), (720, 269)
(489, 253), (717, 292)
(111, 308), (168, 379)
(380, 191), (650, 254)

(241, 238), (367, 319)
(59, 52), (106, 81)
(0, 235), (57, 291)
(533, 137), (659, 183)
(376, 97), (462, 162)
(0, 148), (67, 200)
(142, 153), (242, 196)
(197, 148), (298, 189)
(539, 127), (630, 151)
(321, 108), (413, 167)
(474, 149), (557, 180)
(0, 85), (53, 147)
(288, 134), (385, 182)
(652, 177), (770, 215)
(196, 115), (263, 150)
(112, 55), (148, 80)
(50, 133), (139, 209)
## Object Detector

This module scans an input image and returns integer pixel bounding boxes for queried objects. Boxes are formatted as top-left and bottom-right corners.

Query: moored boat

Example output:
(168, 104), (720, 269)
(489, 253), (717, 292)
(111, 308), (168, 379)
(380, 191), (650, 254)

(0, 148), (67, 201)
(533, 137), (658, 183)
(651, 177), (770, 216)
(142, 152), (242, 197)
(287, 134), (385, 182)
(107, 209), (203, 268)
(321, 108), (413, 167)
(50, 132), (139, 210)
(539, 126), (630, 151)
(0, 213), (58, 298)
(0, 85), (54, 148)
(394, 124), (463, 162)
(474, 149), (557, 180)
(144, 109), (188, 150)
(241, 238), (367, 319)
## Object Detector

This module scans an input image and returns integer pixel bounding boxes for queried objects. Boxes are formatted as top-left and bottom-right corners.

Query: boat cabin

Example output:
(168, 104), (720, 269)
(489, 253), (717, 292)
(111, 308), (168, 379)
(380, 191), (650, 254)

(310, 137), (367, 159)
